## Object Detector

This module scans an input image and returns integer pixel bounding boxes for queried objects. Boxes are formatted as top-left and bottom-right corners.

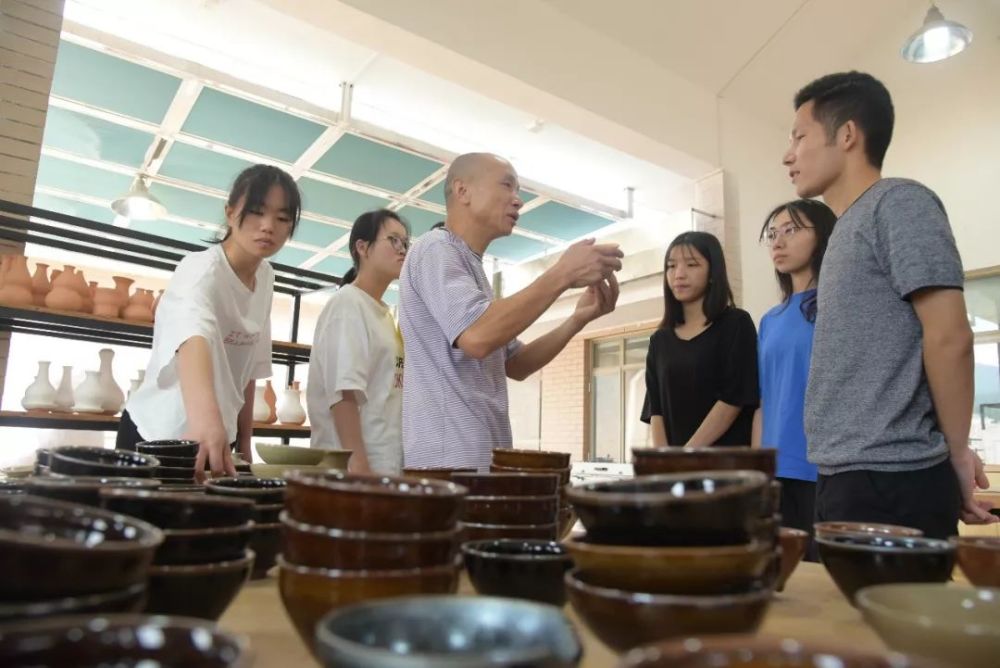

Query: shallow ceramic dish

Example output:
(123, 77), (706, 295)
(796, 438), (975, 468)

(25, 475), (160, 507)
(156, 522), (254, 565)
(205, 476), (286, 504)
(451, 472), (560, 497)
(315, 595), (582, 668)
(492, 448), (572, 470)
(814, 521), (923, 540)
(462, 494), (558, 525)
(0, 582), (146, 622)
(49, 446), (159, 478)
(0, 465), (33, 479)
(144, 549), (254, 620)
(462, 539), (573, 606)
(951, 536), (1000, 587)
(631, 446), (776, 478)
(857, 583), (1000, 668)
(99, 488), (254, 529)
(255, 443), (325, 466)
(249, 463), (323, 479)
(460, 521), (557, 542)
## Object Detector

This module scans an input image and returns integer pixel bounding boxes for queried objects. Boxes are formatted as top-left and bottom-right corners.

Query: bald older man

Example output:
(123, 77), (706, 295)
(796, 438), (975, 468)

(399, 153), (623, 470)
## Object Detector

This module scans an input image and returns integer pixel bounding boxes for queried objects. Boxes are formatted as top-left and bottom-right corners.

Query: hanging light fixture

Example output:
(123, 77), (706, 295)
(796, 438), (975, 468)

(901, 4), (972, 64)
(111, 175), (166, 220)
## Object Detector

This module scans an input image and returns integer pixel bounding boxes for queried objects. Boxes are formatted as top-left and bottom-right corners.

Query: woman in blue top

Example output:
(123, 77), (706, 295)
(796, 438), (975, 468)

(752, 199), (835, 556)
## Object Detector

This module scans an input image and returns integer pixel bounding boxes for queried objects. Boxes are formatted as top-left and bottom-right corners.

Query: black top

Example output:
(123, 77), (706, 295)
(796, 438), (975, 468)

(641, 307), (759, 446)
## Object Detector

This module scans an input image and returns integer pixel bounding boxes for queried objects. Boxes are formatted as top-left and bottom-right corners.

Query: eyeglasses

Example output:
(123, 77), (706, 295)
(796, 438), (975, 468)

(382, 235), (410, 253)
(761, 224), (813, 247)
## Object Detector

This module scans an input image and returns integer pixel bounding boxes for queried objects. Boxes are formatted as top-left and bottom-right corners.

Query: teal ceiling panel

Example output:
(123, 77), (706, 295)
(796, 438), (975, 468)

(517, 202), (611, 241)
(313, 255), (353, 278)
(158, 143), (254, 192)
(270, 246), (315, 267)
(33, 192), (116, 225)
(298, 177), (389, 223)
(397, 206), (442, 238)
(149, 183), (226, 225)
(35, 155), (134, 201)
(487, 234), (555, 262)
(129, 219), (211, 246)
(312, 134), (442, 194)
(294, 217), (348, 249)
(182, 87), (325, 162)
(51, 41), (181, 123)
(42, 107), (154, 168)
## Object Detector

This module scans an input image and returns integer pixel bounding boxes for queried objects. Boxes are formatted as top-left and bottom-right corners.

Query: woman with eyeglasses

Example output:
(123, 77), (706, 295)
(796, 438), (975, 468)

(753, 199), (836, 548)
(306, 209), (410, 475)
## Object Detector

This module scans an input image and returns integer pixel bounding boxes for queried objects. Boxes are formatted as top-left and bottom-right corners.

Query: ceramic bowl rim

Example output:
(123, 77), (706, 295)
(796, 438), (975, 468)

(285, 470), (467, 499)
(465, 494), (558, 503)
(856, 583), (1000, 637)
(26, 475), (161, 491)
(205, 476), (287, 489)
(162, 521), (255, 538)
(779, 527), (810, 538)
(0, 581), (147, 619)
(492, 448), (572, 460)
(50, 446), (160, 469)
(490, 463), (570, 474)
(277, 553), (462, 578)
(815, 535), (955, 554)
(148, 548), (255, 574)
(631, 446), (773, 458)
(814, 521), (924, 537)
(461, 520), (557, 530)
(461, 539), (570, 562)
(99, 487), (255, 510)
(563, 535), (771, 558)
(452, 472), (560, 482)
(565, 567), (773, 605)
(567, 470), (768, 505)
(950, 536), (1000, 551)
(279, 510), (459, 542)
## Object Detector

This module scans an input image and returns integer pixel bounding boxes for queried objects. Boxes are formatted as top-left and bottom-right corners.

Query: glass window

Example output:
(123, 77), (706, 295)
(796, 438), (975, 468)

(967, 269), (1000, 465)
(593, 340), (621, 369)
(592, 372), (621, 463)
(588, 331), (653, 462)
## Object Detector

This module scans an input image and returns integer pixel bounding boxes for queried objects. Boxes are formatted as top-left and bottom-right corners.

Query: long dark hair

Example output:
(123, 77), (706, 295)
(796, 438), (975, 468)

(214, 164), (301, 243)
(758, 199), (836, 323)
(342, 208), (411, 284)
(659, 231), (734, 329)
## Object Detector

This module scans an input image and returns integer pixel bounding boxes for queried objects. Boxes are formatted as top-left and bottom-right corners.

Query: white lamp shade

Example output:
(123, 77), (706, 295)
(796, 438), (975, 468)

(111, 176), (167, 220)
(901, 5), (973, 64)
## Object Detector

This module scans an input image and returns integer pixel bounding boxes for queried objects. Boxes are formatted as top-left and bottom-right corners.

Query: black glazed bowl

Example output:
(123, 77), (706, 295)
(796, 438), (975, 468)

(0, 494), (163, 600)
(0, 582), (146, 622)
(251, 502), (283, 524)
(461, 539), (573, 606)
(26, 475), (160, 507)
(154, 466), (196, 481)
(817, 534), (956, 605)
(249, 522), (282, 579)
(48, 446), (159, 478)
(153, 454), (197, 467)
(156, 522), (255, 566)
(205, 476), (286, 505)
(136, 439), (200, 458)
(565, 471), (768, 546)
(143, 549), (254, 620)
(99, 488), (254, 529)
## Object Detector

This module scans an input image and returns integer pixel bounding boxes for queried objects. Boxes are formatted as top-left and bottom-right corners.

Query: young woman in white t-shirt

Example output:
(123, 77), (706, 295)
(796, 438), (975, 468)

(118, 165), (301, 476)
(306, 209), (409, 475)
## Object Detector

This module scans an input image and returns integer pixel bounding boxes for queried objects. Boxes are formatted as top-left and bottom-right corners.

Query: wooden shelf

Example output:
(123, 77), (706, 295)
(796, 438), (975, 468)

(0, 410), (310, 438)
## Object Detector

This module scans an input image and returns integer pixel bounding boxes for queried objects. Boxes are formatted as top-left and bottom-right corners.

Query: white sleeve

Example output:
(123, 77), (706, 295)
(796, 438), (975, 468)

(251, 300), (273, 380)
(314, 297), (372, 407)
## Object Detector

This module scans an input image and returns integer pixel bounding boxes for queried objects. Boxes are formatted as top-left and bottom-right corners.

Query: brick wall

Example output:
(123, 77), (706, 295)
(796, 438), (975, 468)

(538, 337), (585, 459)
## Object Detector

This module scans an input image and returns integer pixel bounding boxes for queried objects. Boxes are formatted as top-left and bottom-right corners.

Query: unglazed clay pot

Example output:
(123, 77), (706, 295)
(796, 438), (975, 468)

(93, 287), (120, 318)
(30, 262), (50, 307)
(45, 265), (84, 312)
(72, 269), (91, 311)
(122, 290), (153, 323)
(0, 255), (34, 307)
(112, 276), (134, 316)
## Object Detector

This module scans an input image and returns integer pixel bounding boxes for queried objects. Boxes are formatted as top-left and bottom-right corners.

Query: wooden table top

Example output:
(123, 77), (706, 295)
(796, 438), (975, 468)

(220, 562), (886, 667)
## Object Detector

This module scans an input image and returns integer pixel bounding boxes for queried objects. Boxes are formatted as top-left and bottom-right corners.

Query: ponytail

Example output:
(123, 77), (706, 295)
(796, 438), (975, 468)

(341, 266), (358, 284)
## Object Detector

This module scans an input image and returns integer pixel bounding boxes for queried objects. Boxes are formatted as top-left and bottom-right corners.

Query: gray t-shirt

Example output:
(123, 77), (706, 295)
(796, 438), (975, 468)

(805, 178), (964, 475)
(399, 228), (522, 470)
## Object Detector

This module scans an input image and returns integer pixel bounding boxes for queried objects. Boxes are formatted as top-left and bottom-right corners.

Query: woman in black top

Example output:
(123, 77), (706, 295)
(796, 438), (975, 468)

(641, 231), (759, 446)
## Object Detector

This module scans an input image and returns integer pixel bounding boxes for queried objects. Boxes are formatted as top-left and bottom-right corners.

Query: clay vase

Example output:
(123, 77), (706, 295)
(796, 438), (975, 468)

(252, 385), (269, 422)
(97, 348), (125, 415)
(30, 263), (50, 307)
(122, 290), (153, 323)
(21, 360), (57, 412)
(53, 365), (74, 413)
(276, 385), (306, 426)
(72, 270), (91, 312)
(73, 370), (104, 413)
(112, 276), (134, 317)
(0, 255), (9, 291)
(45, 265), (84, 312)
(264, 380), (277, 424)
(0, 255), (34, 307)
(93, 287), (120, 318)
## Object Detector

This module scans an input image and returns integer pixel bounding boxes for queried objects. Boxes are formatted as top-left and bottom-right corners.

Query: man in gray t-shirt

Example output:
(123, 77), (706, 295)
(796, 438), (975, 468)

(400, 153), (623, 470)
(783, 71), (995, 537)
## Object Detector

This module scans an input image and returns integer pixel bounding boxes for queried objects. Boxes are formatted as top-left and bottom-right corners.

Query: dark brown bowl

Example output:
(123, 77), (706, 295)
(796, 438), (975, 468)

(776, 527), (810, 591)
(0, 614), (251, 666)
(277, 554), (461, 650)
(153, 454), (197, 467)
(492, 448), (572, 470)
(462, 539), (573, 606)
(205, 476), (286, 504)
(817, 534), (955, 604)
(753, 514), (781, 546)
(249, 522), (281, 579)
(463, 494), (558, 525)
(281, 511), (459, 570)
(460, 521), (558, 542)
(615, 634), (939, 667)
(631, 446), (776, 478)
(136, 439), (199, 458)
(814, 521), (924, 540)
(0, 582), (146, 622)
(251, 502), (284, 524)
(0, 494), (163, 600)
(49, 446), (159, 478)
(144, 549), (254, 620)
(285, 470), (467, 532)
(403, 467), (477, 481)
(159, 484), (207, 494)
(154, 466), (196, 480)
(952, 536), (1000, 587)
(566, 568), (772, 652)
(451, 472), (561, 497)
(566, 471), (768, 546)
(156, 522), (254, 565)
(25, 475), (161, 507)
(99, 488), (254, 529)
(490, 463), (570, 485)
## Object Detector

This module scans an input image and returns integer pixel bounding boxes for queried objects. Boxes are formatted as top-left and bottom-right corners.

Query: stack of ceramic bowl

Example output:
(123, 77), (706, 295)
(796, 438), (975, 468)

(206, 477), (286, 579)
(278, 470), (466, 653)
(563, 471), (775, 653)
(99, 488), (255, 620)
(403, 467), (477, 481)
(0, 494), (162, 623)
(48, 445), (159, 479)
(135, 439), (198, 485)
(450, 471), (561, 542)
(490, 448), (575, 539)
(252, 443), (352, 478)
(24, 475), (160, 507)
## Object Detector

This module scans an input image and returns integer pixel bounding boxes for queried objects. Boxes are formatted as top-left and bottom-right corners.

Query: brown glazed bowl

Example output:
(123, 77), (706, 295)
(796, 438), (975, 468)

(154, 466), (196, 481)
(284, 470), (467, 532)
(631, 446), (776, 478)
(562, 537), (773, 595)
(49, 446), (159, 478)
(99, 488), (254, 529)
(403, 467), (477, 481)
(565, 568), (772, 652)
(24, 475), (160, 507)
(566, 471), (768, 546)
(277, 554), (461, 650)
(616, 634), (939, 668)
(0, 582), (146, 623)
(460, 521), (558, 542)
(144, 549), (254, 620)
(136, 439), (200, 458)
(490, 463), (571, 486)
(816, 534), (955, 604)
(251, 502), (284, 524)
(0, 614), (252, 667)
(156, 522), (254, 565)
(205, 476), (287, 505)
(492, 448), (571, 470)
(0, 494), (163, 600)
(463, 494), (558, 525)
(776, 527), (810, 591)
(451, 472), (561, 497)
(462, 539), (573, 606)
(952, 536), (1000, 587)
(814, 521), (924, 540)
(151, 454), (196, 467)
(559, 506), (577, 539)
(249, 522), (282, 579)
(281, 511), (458, 570)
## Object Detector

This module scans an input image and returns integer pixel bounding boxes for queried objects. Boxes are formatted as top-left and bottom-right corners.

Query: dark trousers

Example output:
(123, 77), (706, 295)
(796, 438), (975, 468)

(115, 409), (144, 451)
(777, 477), (818, 562)
(815, 459), (961, 540)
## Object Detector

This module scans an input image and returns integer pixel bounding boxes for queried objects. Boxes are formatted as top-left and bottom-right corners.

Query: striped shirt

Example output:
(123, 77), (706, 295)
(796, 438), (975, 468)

(399, 228), (522, 470)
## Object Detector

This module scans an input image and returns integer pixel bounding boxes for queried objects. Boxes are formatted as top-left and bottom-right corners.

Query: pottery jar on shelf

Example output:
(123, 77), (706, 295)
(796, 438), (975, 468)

(53, 365), (74, 412)
(0, 255), (34, 307)
(252, 384), (270, 422)
(122, 290), (153, 323)
(93, 287), (120, 317)
(276, 384), (307, 426)
(21, 360), (57, 412)
(45, 265), (84, 311)
(112, 276), (134, 316)
(73, 370), (104, 413)
(30, 262), (50, 307)
(97, 348), (125, 415)
(72, 269), (90, 310)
